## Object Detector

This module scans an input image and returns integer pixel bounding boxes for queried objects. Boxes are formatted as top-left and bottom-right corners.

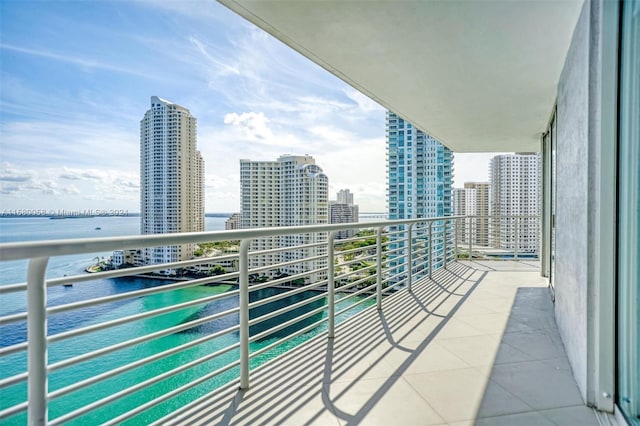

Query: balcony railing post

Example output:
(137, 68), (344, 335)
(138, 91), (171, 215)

(468, 216), (473, 259)
(376, 226), (383, 310)
(443, 220), (448, 269)
(407, 224), (413, 292)
(27, 257), (49, 426)
(239, 239), (250, 389)
(454, 218), (458, 260)
(327, 231), (336, 338)
(514, 216), (519, 261)
(428, 221), (433, 278)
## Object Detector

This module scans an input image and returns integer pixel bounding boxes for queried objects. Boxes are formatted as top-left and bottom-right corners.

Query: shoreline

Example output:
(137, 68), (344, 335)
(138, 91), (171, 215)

(83, 267), (372, 294)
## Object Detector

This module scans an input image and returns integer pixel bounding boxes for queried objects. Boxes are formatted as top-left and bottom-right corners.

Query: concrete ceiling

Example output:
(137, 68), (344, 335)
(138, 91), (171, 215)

(218, 0), (584, 153)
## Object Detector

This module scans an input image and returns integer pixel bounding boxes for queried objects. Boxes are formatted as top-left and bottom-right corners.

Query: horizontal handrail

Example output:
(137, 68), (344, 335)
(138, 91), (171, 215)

(0, 217), (466, 261)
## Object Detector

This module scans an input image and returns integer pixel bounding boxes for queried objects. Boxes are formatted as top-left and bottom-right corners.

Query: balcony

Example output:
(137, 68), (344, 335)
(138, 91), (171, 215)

(0, 216), (598, 425)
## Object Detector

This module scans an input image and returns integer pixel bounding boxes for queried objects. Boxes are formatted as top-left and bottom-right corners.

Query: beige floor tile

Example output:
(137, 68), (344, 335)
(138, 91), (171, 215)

(329, 376), (446, 426)
(455, 312), (511, 334)
(329, 345), (402, 384)
(454, 300), (498, 316)
(489, 360), (584, 410)
(432, 317), (487, 339)
(436, 334), (502, 367)
(475, 379), (534, 418)
(402, 341), (471, 375)
(403, 367), (488, 422)
(388, 315), (443, 344)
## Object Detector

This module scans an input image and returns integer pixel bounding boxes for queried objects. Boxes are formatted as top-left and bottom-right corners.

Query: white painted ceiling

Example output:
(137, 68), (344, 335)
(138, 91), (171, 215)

(218, 0), (584, 153)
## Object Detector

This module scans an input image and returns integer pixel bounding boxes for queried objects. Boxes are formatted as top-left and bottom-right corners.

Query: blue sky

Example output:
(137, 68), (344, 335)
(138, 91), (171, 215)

(0, 0), (494, 213)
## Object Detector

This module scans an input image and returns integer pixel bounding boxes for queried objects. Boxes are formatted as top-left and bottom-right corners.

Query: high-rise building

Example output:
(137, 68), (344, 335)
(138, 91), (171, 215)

(240, 154), (328, 281)
(225, 213), (241, 230)
(452, 188), (466, 216)
(329, 189), (359, 239)
(336, 189), (354, 205)
(452, 188), (466, 243)
(489, 153), (540, 252)
(463, 182), (490, 246)
(140, 96), (204, 273)
(386, 111), (453, 279)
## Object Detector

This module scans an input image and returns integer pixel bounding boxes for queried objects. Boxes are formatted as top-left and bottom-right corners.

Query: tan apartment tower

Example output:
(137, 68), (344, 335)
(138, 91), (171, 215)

(464, 182), (490, 246)
(140, 96), (204, 273)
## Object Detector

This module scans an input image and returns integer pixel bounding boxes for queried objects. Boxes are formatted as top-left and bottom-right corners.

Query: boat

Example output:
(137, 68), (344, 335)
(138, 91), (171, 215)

(95, 227), (101, 230)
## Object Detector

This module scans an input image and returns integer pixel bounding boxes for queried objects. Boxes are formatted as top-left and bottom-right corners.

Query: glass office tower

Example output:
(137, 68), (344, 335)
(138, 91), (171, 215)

(386, 111), (453, 281)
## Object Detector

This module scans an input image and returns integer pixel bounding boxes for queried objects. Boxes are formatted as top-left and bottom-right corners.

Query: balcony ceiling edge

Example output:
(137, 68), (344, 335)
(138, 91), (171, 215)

(217, 0), (583, 153)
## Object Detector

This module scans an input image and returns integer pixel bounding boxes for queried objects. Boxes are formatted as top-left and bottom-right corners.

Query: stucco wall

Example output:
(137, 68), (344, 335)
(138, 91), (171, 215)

(554, 0), (590, 401)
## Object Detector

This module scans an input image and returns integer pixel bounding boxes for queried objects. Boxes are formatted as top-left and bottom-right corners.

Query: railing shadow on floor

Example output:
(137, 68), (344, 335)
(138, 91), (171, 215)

(161, 261), (489, 425)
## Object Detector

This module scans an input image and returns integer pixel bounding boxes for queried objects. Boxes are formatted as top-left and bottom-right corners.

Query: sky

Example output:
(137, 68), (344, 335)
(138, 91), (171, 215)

(0, 1), (505, 213)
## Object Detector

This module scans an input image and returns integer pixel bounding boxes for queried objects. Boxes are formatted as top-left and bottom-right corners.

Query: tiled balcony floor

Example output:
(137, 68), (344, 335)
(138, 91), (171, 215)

(163, 261), (600, 426)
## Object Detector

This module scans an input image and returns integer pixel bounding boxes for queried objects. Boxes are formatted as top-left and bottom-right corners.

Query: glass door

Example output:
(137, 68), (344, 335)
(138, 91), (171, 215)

(541, 107), (557, 297)
(617, 0), (639, 423)
(550, 111), (557, 294)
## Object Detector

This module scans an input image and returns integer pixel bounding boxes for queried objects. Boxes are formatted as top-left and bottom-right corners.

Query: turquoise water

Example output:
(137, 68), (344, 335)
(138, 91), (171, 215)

(0, 217), (374, 424)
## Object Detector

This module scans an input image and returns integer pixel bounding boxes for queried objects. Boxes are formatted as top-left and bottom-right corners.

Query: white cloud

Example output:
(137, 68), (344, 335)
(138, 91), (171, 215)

(0, 43), (152, 79)
(224, 112), (274, 140)
(343, 89), (384, 113)
(0, 164), (33, 182)
(0, 163), (138, 209)
(188, 36), (240, 77)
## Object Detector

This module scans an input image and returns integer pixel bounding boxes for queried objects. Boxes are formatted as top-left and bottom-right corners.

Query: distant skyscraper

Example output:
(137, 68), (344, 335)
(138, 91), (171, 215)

(465, 182), (490, 246)
(452, 188), (466, 216)
(489, 153), (540, 252)
(240, 154), (328, 281)
(386, 111), (453, 278)
(336, 189), (354, 205)
(452, 187), (467, 242)
(225, 213), (241, 230)
(329, 189), (359, 239)
(453, 183), (490, 245)
(140, 96), (204, 273)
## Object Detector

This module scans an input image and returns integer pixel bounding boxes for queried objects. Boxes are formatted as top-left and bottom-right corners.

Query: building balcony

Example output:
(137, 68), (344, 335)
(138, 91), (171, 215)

(0, 216), (599, 425)
(166, 260), (597, 426)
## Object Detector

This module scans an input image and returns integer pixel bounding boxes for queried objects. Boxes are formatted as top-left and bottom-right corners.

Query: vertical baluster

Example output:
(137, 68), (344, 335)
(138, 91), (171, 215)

(239, 239), (250, 389)
(454, 218), (458, 260)
(428, 221), (433, 278)
(443, 220), (448, 268)
(407, 224), (413, 292)
(515, 216), (520, 260)
(327, 231), (336, 338)
(376, 226), (383, 310)
(28, 257), (49, 426)
(468, 217), (473, 259)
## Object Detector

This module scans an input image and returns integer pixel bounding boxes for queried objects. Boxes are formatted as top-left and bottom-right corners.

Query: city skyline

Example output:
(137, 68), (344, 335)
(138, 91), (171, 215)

(1, 1), (506, 213)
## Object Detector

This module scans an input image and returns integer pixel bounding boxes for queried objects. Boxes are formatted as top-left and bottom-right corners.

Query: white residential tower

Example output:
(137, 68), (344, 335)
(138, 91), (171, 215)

(140, 96), (205, 272)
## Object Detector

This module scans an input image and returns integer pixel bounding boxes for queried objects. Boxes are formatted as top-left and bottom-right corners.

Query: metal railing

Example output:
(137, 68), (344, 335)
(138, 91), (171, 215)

(454, 215), (540, 260)
(0, 215), (538, 425)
